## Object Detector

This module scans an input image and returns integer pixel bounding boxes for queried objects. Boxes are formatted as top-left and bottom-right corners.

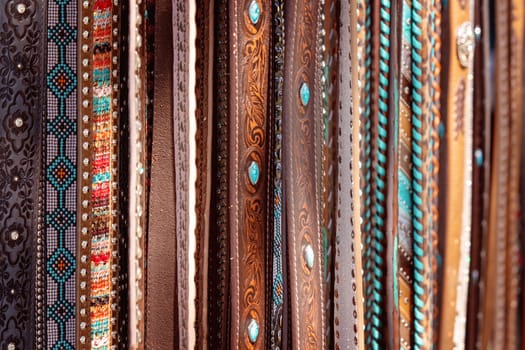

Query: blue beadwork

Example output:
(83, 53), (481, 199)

(247, 319), (259, 343)
(300, 82), (310, 106)
(248, 0), (260, 24)
(248, 161), (260, 185)
(475, 148), (483, 166)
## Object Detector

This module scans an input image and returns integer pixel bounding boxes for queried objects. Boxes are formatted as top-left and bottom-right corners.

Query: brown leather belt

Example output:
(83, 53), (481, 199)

(145, 0), (177, 347)
(0, 1), (46, 348)
(283, 1), (326, 348)
(228, 0), (271, 348)
(207, 0), (231, 348)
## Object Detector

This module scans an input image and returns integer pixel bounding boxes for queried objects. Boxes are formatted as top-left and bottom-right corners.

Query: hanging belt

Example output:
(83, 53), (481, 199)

(228, 0), (271, 348)
(283, 1), (326, 348)
(145, 0), (177, 347)
(0, 1), (46, 348)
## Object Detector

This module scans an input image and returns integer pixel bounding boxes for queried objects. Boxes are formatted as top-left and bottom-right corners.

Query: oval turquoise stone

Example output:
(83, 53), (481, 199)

(247, 319), (259, 343)
(248, 161), (260, 185)
(475, 148), (483, 166)
(304, 244), (314, 270)
(300, 82), (310, 106)
(248, 0), (260, 24)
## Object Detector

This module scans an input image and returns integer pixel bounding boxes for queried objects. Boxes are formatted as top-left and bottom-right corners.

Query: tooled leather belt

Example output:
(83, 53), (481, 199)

(0, 0), (46, 348)
(282, 1), (326, 348)
(228, 0), (270, 348)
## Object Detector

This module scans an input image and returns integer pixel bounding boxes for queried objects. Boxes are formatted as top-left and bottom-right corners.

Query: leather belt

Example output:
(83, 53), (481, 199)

(207, 0), (231, 348)
(319, 1), (338, 346)
(478, 0), (525, 348)
(439, 0), (475, 347)
(268, 0), (285, 348)
(334, 0), (360, 348)
(228, 0), (270, 348)
(465, 0), (490, 347)
(171, 0), (198, 349)
(283, 1), (326, 348)
(128, 0), (150, 346)
(0, 0), (46, 348)
(194, 1), (213, 349)
(145, 0), (177, 347)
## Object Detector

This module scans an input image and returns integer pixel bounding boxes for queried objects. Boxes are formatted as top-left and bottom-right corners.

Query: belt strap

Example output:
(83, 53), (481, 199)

(283, 1), (326, 348)
(334, 0), (361, 347)
(228, 0), (271, 347)
(207, 0), (231, 348)
(145, 0), (176, 347)
(0, 1), (46, 347)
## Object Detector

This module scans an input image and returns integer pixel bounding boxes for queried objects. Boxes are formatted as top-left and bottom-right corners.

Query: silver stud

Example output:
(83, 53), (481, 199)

(8, 342), (15, 350)
(14, 117), (23, 128)
(10, 230), (19, 241)
(303, 244), (314, 270)
(456, 21), (475, 68)
(16, 3), (27, 14)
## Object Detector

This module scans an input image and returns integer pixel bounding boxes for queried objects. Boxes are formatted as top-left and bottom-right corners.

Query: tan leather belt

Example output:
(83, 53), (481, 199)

(228, 0), (271, 348)
(440, 0), (475, 347)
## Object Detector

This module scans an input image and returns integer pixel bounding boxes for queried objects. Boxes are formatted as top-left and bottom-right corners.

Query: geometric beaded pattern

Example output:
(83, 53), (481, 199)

(46, 0), (78, 348)
(90, 0), (114, 347)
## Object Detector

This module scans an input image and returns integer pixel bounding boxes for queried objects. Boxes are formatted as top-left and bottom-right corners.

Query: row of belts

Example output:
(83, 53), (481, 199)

(481, 0), (524, 348)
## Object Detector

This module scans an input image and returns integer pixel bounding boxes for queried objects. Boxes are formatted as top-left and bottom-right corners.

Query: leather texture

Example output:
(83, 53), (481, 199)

(228, 0), (271, 348)
(145, 0), (177, 347)
(282, 1), (326, 348)
(0, 0), (45, 348)
(207, 0), (231, 348)
(334, 1), (359, 348)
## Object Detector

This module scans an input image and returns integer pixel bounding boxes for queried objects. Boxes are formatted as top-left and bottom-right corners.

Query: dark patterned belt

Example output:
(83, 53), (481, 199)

(0, 0), (46, 348)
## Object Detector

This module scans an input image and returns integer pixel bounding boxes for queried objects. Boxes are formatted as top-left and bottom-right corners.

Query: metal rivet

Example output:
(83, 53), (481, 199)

(16, 3), (27, 14)
(8, 342), (15, 350)
(10, 230), (19, 241)
(14, 117), (23, 127)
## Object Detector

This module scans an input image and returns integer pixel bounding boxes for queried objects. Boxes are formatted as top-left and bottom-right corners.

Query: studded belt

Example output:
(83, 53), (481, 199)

(0, 0), (46, 348)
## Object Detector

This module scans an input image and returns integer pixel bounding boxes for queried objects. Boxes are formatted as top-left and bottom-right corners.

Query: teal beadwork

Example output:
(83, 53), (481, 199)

(248, 0), (260, 24)
(248, 161), (260, 185)
(247, 319), (259, 343)
(300, 82), (310, 106)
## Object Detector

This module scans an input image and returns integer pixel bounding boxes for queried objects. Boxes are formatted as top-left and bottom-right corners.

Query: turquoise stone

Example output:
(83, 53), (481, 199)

(300, 82), (310, 106)
(248, 161), (260, 185)
(475, 148), (483, 166)
(247, 319), (259, 343)
(248, 0), (260, 24)
(304, 244), (314, 270)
